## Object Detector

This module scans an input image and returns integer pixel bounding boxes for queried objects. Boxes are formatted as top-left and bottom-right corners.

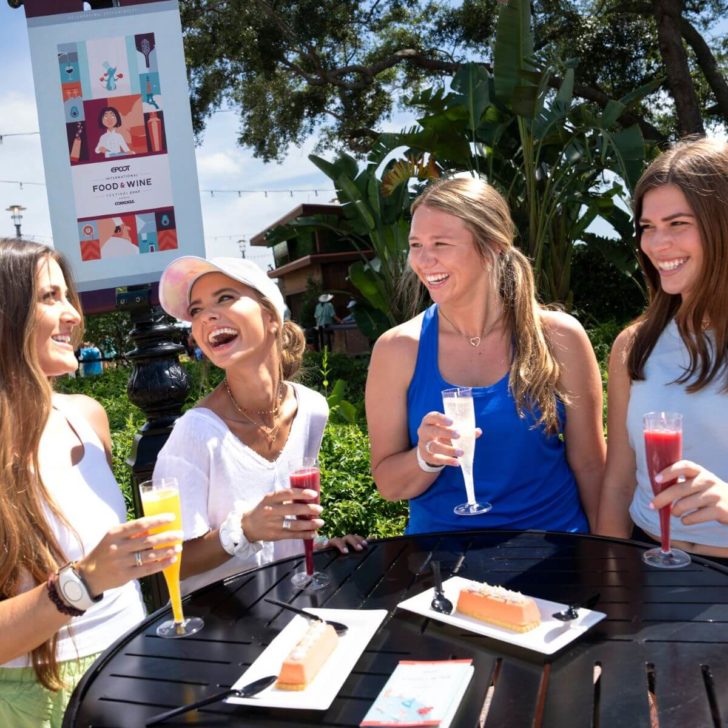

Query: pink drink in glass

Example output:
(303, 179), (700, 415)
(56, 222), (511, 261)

(644, 429), (682, 552)
(641, 411), (690, 568)
(289, 466), (320, 576)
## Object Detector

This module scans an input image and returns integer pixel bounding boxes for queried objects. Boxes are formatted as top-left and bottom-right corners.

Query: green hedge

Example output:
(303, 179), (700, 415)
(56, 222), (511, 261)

(55, 360), (397, 538)
(55, 323), (618, 538)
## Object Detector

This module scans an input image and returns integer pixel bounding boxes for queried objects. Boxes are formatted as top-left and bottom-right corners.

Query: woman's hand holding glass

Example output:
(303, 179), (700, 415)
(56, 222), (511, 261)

(76, 515), (183, 596)
(651, 460), (728, 526)
(416, 410), (483, 467)
(240, 489), (323, 543)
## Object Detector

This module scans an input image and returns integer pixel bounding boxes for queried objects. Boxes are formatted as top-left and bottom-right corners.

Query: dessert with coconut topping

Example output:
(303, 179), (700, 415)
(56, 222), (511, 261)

(456, 581), (541, 632)
(276, 621), (339, 691)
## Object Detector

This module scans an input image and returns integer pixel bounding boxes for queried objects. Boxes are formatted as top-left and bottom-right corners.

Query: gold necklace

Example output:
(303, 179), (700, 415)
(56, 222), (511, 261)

(224, 379), (283, 445)
(248, 382), (285, 416)
(438, 306), (500, 347)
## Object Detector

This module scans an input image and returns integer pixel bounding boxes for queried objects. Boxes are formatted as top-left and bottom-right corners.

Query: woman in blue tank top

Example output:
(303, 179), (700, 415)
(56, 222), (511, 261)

(365, 178), (605, 535)
(598, 137), (728, 562)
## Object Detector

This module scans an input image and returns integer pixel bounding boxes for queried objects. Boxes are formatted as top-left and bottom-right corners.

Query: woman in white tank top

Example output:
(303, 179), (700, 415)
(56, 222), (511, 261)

(0, 240), (180, 727)
(598, 138), (728, 561)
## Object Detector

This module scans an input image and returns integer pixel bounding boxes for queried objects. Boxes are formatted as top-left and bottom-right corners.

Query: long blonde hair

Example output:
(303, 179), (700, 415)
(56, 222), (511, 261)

(628, 137), (728, 391)
(407, 177), (563, 433)
(0, 239), (83, 690)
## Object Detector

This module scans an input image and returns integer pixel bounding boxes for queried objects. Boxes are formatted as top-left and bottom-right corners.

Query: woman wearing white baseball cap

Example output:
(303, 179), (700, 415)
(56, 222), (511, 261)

(154, 256), (366, 593)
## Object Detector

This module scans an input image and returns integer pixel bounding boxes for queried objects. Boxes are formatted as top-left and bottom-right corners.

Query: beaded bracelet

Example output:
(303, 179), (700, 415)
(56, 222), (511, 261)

(46, 573), (85, 617)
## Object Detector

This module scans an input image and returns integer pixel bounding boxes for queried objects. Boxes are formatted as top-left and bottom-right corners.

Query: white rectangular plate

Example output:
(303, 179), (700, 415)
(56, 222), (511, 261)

(228, 608), (387, 710)
(396, 576), (606, 656)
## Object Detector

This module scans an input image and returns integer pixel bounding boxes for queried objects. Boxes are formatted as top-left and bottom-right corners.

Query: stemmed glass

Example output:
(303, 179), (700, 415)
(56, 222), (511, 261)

(642, 411), (691, 569)
(289, 457), (330, 590)
(139, 477), (204, 637)
(441, 387), (492, 516)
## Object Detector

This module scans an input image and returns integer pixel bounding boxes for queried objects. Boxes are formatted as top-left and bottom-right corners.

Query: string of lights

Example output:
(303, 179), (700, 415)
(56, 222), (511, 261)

(0, 178), (333, 197)
(0, 130), (334, 196)
(0, 131), (40, 143)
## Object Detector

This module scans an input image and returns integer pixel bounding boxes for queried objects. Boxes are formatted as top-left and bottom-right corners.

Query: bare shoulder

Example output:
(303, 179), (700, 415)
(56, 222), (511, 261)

(56, 392), (111, 444)
(610, 322), (640, 361)
(540, 309), (591, 353)
(370, 315), (423, 365)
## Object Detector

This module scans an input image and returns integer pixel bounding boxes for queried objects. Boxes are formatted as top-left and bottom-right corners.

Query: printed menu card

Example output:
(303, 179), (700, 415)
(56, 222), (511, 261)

(360, 659), (474, 727)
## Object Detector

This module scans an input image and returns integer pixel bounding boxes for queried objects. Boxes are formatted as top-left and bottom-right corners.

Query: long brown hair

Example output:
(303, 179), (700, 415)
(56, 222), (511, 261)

(0, 239), (83, 690)
(407, 177), (563, 433)
(627, 137), (728, 391)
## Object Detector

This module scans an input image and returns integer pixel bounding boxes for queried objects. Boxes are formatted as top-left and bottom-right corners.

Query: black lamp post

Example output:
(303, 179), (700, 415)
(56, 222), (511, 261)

(116, 285), (190, 609)
(6, 204), (26, 238)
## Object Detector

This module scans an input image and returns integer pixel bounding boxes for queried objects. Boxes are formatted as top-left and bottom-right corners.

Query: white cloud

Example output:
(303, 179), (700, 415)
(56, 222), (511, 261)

(196, 151), (243, 177)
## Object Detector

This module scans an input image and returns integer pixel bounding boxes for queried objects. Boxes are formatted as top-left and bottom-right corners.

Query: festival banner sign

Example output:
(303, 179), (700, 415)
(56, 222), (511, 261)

(24, 0), (204, 293)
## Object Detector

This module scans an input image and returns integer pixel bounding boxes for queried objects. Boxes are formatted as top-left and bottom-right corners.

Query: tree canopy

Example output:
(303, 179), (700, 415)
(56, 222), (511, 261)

(181, 0), (728, 161)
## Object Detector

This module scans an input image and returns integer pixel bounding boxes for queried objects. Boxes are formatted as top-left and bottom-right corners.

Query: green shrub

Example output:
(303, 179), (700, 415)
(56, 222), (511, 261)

(53, 360), (404, 534)
(299, 350), (369, 402)
(319, 424), (407, 538)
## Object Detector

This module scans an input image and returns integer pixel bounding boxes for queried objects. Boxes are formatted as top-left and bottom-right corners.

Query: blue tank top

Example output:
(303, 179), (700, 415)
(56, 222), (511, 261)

(405, 304), (589, 535)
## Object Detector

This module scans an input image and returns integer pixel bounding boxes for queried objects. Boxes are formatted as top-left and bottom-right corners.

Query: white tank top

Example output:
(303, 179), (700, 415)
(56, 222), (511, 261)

(628, 320), (728, 547)
(2, 396), (145, 668)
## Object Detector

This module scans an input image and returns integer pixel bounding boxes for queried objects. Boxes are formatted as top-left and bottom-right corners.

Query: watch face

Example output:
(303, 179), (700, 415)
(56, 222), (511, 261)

(62, 579), (85, 603)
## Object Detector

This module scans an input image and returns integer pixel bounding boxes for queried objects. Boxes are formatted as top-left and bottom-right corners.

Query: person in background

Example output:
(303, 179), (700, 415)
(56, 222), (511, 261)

(597, 137), (728, 561)
(78, 341), (103, 377)
(0, 239), (178, 727)
(342, 299), (357, 324)
(366, 177), (605, 535)
(314, 292), (339, 351)
(154, 257), (366, 593)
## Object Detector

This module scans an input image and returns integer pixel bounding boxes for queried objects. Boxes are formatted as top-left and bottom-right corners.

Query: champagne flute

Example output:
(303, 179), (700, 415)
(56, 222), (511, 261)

(289, 457), (330, 590)
(139, 478), (204, 637)
(642, 411), (691, 569)
(441, 387), (492, 516)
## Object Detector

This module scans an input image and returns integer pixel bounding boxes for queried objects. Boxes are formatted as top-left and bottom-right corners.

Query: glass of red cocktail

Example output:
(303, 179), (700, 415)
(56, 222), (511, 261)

(289, 457), (330, 590)
(642, 411), (691, 569)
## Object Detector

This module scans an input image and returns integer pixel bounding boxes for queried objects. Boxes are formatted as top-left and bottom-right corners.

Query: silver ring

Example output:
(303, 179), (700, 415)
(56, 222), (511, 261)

(424, 440), (435, 455)
(134, 550), (143, 568)
(282, 518), (292, 530)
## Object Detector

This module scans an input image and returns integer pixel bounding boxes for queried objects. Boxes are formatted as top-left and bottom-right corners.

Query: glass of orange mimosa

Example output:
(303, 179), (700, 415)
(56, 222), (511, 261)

(139, 478), (204, 638)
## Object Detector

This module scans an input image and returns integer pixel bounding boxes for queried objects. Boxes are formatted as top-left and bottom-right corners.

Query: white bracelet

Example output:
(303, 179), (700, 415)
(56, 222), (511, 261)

(219, 501), (263, 559)
(415, 445), (445, 473)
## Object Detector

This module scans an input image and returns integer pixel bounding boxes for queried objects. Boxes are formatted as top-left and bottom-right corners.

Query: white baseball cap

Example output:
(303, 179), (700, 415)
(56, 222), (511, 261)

(159, 256), (285, 322)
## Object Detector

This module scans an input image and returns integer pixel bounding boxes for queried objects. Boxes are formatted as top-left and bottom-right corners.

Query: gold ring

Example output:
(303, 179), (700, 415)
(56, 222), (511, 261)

(134, 550), (143, 568)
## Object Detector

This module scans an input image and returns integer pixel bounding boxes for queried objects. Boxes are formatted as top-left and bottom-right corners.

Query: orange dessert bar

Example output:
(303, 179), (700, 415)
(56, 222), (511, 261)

(456, 581), (541, 632)
(276, 620), (338, 691)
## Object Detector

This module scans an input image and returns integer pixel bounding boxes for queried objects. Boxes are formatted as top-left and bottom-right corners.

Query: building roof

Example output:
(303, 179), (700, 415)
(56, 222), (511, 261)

(249, 203), (342, 247)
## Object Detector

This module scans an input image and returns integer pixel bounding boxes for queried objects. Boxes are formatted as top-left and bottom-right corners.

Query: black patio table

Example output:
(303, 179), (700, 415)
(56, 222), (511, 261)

(64, 530), (728, 727)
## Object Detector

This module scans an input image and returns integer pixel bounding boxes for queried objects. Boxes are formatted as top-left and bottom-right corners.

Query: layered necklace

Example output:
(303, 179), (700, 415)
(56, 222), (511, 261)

(438, 307), (500, 348)
(224, 379), (286, 445)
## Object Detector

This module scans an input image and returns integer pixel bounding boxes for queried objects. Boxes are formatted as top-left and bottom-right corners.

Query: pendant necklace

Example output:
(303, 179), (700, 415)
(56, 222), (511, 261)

(224, 379), (285, 445)
(438, 306), (500, 348)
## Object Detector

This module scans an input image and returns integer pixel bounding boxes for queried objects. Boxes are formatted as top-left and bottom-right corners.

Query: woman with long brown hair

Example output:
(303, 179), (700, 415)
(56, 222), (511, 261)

(0, 240), (179, 726)
(366, 177), (605, 534)
(598, 137), (728, 559)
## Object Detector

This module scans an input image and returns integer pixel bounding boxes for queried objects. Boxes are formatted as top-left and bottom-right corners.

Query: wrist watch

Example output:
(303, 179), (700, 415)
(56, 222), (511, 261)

(57, 562), (103, 612)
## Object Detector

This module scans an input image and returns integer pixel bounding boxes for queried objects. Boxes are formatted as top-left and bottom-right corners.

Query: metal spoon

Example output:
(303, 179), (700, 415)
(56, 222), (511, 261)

(264, 598), (349, 635)
(552, 592), (601, 622)
(430, 560), (453, 615)
(145, 674), (277, 725)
